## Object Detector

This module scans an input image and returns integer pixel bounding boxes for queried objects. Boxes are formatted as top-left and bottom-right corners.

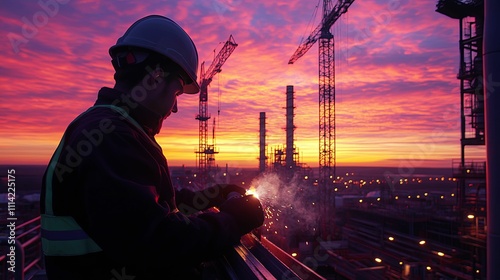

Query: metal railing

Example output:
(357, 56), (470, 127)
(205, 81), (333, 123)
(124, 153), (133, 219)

(452, 159), (486, 177)
(1, 216), (325, 279)
(1, 216), (44, 280)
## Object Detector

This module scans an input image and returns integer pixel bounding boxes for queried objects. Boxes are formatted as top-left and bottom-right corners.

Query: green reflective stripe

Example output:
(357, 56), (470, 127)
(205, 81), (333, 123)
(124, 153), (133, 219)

(41, 214), (102, 256)
(41, 214), (89, 231)
(42, 238), (102, 256)
(45, 137), (65, 216)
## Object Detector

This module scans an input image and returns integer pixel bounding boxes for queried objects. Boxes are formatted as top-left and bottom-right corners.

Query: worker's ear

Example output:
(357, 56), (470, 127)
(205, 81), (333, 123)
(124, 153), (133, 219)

(143, 66), (165, 89)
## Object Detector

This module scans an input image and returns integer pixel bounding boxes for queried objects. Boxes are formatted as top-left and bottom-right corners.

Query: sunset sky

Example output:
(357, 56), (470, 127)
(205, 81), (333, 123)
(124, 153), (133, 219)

(0, 0), (483, 169)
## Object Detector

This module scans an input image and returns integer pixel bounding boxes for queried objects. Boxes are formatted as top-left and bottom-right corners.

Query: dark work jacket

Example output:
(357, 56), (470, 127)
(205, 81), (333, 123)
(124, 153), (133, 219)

(40, 87), (240, 280)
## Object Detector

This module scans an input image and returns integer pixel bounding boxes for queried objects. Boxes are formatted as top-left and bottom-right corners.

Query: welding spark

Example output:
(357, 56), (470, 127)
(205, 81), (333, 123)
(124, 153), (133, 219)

(245, 186), (260, 199)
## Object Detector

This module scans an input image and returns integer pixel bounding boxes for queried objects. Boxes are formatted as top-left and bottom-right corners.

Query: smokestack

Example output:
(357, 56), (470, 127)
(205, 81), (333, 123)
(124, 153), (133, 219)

(484, 0), (500, 278)
(285, 85), (296, 170)
(259, 112), (267, 173)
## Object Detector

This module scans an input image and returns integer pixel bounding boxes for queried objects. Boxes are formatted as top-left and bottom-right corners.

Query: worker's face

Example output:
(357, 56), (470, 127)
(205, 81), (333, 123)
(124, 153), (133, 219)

(159, 73), (184, 118)
(142, 70), (184, 119)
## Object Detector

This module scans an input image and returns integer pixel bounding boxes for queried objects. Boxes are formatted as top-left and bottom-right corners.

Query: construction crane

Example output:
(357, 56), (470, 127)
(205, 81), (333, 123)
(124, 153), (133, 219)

(195, 35), (238, 187)
(288, 0), (354, 237)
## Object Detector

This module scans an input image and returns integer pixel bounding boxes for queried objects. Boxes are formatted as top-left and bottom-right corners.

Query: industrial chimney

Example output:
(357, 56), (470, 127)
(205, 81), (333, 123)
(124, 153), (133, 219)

(259, 112), (267, 173)
(285, 85), (296, 170)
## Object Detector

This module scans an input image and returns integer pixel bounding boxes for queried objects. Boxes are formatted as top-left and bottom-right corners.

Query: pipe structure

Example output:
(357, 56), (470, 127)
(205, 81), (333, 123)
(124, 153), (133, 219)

(483, 0), (500, 278)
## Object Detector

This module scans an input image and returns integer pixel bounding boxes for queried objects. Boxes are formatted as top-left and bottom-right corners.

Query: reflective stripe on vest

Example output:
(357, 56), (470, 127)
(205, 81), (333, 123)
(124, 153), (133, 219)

(42, 105), (133, 256)
(41, 214), (102, 256)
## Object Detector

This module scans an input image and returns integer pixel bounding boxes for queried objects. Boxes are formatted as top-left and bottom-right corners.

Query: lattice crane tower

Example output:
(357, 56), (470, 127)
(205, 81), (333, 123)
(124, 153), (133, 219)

(288, 0), (354, 237)
(196, 35), (238, 186)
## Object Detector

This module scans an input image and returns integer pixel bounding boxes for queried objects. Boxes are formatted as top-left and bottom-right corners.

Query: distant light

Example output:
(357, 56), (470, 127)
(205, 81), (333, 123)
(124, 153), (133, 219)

(424, 192), (428, 196)
(451, 193), (455, 197)
(377, 197), (381, 201)
(304, 175), (309, 180)
(223, 173), (227, 176)
(416, 195), (420, 199)
(476, 270), (480, 274)
(388, 236), (395, 241)
(468, 214), (475, 219)
(437, 252), (445, 257)
(440, 195), (444, 199)
(291, 252), (298, 257)
(375, 258), (382, 263)
(241, 182), (245, 185)
(359, 199), (363, 203)
(334, 188), (338, 192)
(408, 195), (411, 199)
(193, 174), (197, 178)
(419, 240), (426, 245)
(399, 261), (403, 265)
(426, 266), (431, 271)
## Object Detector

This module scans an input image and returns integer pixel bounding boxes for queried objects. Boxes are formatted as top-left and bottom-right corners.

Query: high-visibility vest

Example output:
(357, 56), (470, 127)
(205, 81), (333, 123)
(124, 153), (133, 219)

(41, 104), (156, 256)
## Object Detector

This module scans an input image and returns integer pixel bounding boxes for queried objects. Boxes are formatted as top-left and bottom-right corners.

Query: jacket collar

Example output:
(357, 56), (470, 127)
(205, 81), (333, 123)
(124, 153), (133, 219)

(95, 87), (163, 137)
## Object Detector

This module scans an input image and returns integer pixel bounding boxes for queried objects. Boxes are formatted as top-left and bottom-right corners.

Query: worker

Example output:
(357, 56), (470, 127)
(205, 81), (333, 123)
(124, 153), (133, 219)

(40, 15), (264, 279)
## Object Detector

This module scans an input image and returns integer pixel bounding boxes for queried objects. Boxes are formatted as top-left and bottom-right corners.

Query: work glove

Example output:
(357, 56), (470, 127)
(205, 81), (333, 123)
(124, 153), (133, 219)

(219, 195), (265, 236)
(176, 184), (247, 215)
(203, 184), (247, 207)
(211, 184), (247, 199)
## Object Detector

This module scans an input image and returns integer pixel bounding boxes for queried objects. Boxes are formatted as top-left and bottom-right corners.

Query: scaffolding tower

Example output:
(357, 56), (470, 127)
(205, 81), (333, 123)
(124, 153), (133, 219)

(436, 1), (486, 278)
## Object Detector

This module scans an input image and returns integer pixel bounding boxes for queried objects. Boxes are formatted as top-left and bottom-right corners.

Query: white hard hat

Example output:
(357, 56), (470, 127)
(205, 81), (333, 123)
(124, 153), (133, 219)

(109, 15), (200, 94)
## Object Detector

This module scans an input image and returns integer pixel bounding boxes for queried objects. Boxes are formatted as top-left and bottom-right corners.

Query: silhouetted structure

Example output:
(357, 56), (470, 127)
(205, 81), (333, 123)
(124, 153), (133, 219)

(259, 112), (268, 173)
(437, 0), (487, 278)
(288, 0), (355, 239)
(196, 35), (238, 186)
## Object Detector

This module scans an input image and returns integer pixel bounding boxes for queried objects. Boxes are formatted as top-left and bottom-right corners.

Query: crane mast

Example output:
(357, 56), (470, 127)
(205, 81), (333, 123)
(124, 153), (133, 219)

(195, 35), (238, 186)
(289, 0), (354, 238)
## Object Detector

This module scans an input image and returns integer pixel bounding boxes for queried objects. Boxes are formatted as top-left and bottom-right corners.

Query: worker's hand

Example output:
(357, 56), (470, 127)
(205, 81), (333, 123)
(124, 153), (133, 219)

(210, 184), (246, 199)
(203, 184), (247, 206)
(219, 195), (264, 236)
